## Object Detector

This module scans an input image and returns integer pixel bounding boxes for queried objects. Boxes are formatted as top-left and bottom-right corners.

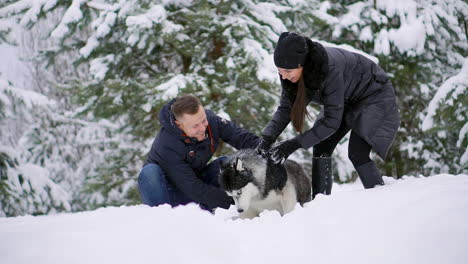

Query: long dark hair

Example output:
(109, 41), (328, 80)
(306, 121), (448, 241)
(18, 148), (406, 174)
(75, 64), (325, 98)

(290, 75), (310, 133)
(286, 38), (329, 133)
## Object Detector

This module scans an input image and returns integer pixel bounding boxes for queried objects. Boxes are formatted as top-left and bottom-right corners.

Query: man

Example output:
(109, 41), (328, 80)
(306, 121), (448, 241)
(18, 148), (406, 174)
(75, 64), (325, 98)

(138, 94), (260, 210)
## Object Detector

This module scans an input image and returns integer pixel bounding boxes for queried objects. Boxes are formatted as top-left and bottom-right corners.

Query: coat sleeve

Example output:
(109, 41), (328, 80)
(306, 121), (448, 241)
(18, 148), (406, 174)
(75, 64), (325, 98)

(215, 115), (261, 149)
(158, 146), (232, 209)
(261, 88), (292, 141)
(296, 67), (345, 149)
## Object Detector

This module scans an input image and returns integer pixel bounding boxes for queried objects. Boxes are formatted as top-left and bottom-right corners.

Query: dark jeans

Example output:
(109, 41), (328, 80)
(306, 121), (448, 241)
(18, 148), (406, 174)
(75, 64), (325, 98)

(313, 117), (372, 167)
(138, 157), (225, 207)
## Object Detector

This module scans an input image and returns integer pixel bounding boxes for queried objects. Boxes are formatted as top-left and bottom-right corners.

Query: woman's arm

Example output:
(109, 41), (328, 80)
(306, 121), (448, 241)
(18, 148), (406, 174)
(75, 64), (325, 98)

(261, 88), (292, 141)
(296, 67), (345, 149)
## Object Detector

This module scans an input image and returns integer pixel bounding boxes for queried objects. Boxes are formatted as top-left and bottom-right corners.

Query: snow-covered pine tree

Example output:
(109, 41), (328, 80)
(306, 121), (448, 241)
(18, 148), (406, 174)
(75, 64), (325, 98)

(421, 60), (467, 174)
(0, 0), (325, 210)
(0, 79), (71, 216)
(307, 0), (467, 177)
(69, 0), (323, 204)
(0, 72), (138, 216)
(417, 0), (468, 175)
(1, 0), (465, 216)
(0, 5), (135, 214)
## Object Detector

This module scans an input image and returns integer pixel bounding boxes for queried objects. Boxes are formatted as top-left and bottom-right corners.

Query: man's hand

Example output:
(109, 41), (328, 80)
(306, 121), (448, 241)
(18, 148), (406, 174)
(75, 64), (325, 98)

(269, 138), (301, 164)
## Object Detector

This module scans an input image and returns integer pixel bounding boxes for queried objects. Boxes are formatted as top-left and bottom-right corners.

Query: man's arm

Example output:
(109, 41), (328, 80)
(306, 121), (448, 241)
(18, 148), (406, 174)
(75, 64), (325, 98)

(215, 115), (260, 150)
(158, 146), (232, 209)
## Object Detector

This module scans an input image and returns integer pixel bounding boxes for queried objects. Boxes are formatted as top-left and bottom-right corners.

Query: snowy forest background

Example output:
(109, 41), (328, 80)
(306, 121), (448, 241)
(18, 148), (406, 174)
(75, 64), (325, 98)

(0, 0), (466, 217)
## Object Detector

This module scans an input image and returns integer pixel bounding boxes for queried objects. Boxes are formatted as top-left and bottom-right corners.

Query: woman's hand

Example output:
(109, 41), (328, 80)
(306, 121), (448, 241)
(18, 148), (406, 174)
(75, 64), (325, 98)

(256, 135), (274, 156)
(269, 138), (301, 164)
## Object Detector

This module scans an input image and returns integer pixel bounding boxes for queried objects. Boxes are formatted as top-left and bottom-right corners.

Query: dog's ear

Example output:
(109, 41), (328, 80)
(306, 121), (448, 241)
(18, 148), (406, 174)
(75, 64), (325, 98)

(235, 157), (244, 172)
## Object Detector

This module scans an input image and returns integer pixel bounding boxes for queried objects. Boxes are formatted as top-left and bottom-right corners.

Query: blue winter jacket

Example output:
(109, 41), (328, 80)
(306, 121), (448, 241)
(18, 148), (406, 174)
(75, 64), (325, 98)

(145, 99), (260, 209)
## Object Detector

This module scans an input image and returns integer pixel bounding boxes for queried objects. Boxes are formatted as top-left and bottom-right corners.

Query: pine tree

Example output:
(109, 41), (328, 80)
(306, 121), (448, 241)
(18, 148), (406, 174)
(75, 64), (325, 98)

(0, 0), (326, 210)
(0, 79), (71, 216)
(1, 0), (465, 216)
(421, 61), (468, 174)
(307, 0), (467, 177)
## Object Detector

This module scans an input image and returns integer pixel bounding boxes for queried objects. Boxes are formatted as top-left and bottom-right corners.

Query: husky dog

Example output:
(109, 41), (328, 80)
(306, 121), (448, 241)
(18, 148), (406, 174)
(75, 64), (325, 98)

(219, 149), (311, 219)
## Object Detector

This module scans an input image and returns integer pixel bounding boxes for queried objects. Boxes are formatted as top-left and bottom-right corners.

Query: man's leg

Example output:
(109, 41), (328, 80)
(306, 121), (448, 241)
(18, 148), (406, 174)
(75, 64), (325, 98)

(138, 163), (170, 206)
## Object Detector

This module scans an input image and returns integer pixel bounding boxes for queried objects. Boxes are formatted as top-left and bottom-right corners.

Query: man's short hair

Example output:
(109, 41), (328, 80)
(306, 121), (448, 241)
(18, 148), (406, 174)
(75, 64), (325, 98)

(171, 94), (202, 120)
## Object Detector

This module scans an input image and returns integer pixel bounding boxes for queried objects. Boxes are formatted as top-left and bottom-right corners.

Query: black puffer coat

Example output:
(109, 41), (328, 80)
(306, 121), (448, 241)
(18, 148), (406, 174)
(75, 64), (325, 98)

(263, 39), (400, 160)
(146, 99), (260, 209)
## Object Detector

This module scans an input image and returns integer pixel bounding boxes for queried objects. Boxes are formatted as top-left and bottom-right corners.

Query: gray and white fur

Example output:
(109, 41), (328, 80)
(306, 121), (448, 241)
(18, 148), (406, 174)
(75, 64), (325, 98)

(219, 149), (311, 219)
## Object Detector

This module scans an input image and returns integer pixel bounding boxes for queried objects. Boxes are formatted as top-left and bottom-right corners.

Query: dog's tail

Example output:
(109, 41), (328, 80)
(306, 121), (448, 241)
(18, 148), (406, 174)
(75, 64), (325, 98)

(284, 160), (312, 205)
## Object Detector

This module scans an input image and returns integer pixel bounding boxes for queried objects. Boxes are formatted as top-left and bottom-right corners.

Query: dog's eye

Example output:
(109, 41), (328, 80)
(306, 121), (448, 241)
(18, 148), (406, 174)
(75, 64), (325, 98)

(236, 190), (242, 195)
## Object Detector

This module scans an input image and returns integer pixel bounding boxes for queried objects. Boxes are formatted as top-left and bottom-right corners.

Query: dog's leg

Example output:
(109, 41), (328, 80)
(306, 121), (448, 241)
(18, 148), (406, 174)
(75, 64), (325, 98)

(239, 208), (259, 219)
(280, 181), (298, 216)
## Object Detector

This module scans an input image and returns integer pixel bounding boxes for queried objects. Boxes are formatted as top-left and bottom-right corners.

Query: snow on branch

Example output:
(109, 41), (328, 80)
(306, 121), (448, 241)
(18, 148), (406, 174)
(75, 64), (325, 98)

(0, 79), (55, 108)
(80, 10), (117, 58)
(0, 0), (37, 18)
(125, 5), (167, 29)
(0, 0), (59, 28)
(421, 58), (468, 131)
(51, 0), (86, 39)
(86, 1), (116, 12)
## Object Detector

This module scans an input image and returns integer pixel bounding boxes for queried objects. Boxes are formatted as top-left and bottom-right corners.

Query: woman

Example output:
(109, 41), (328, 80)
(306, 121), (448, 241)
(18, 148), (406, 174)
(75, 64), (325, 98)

(257, 32), (400, 198)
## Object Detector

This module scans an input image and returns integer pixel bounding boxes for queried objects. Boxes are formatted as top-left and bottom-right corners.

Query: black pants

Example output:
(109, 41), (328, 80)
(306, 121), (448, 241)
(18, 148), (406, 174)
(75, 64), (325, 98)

(313, 117), (372, 167)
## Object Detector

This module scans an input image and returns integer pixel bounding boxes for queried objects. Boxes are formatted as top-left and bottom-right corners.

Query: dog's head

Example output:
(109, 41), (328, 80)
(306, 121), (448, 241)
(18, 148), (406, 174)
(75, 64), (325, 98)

(219, 157), (260, 213)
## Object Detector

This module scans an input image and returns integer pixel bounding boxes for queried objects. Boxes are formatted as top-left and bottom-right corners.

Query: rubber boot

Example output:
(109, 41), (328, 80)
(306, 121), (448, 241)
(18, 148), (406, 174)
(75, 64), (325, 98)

(355, 161), (385, 189)
(312, 156), (332, 199)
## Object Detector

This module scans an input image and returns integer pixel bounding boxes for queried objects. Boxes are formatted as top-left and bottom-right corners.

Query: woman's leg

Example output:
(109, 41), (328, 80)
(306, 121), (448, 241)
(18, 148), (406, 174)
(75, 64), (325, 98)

(348, 131), (384, 188)
(348, 131), (372, 167)
(137, 164), (170, 206)
(312, 122), (351, 198)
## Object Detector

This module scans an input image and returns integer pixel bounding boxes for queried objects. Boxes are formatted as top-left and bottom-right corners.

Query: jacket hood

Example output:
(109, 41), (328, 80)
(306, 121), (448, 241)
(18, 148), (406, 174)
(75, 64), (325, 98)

(158, 99), (190, 140)
(280, 38), (329, 102)
(303, 38), (329, 91)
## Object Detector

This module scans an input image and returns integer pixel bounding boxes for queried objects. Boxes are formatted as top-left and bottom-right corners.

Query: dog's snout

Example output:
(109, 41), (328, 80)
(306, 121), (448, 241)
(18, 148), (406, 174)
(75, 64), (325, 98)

(237, 209), (244, 213)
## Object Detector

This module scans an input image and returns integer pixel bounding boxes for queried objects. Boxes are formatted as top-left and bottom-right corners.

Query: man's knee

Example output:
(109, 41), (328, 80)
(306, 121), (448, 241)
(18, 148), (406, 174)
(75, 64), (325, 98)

(138, 163), (170, 206)
(138, 164), (162, 186)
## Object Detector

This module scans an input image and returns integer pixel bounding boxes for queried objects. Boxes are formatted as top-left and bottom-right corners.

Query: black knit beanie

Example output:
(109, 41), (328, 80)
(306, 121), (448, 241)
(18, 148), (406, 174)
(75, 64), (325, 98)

(274, 32), (308, 69)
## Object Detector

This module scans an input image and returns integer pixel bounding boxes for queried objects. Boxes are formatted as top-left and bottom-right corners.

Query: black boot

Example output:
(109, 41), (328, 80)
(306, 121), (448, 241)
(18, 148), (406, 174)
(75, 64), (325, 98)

(312, 156), (332, 199)
(355, 161), (384, 189)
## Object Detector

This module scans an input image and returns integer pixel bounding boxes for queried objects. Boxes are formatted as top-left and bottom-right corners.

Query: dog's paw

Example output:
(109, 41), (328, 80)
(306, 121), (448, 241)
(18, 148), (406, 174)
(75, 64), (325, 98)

(239, 209), (259, 219)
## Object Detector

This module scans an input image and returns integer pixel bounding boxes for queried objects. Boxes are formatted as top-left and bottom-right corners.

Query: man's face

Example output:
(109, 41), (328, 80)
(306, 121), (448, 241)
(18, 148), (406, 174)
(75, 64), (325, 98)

(175, 105), (208, 141)
(277, 67), (303, 83)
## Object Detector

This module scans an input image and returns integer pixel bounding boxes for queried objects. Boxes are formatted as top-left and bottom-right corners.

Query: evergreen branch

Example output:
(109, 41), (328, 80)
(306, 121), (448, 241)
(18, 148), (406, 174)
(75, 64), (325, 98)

(86, 1), (116, 12)
(138, 60), (160, 76)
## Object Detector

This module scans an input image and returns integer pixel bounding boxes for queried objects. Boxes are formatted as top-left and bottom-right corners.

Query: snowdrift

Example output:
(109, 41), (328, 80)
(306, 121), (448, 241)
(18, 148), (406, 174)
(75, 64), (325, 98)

(1, 174), (467, 264)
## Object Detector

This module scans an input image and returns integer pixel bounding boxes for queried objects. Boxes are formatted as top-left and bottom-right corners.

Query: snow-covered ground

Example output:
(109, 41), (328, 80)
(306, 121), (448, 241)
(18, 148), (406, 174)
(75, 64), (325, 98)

(1, 174), (467, 264)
